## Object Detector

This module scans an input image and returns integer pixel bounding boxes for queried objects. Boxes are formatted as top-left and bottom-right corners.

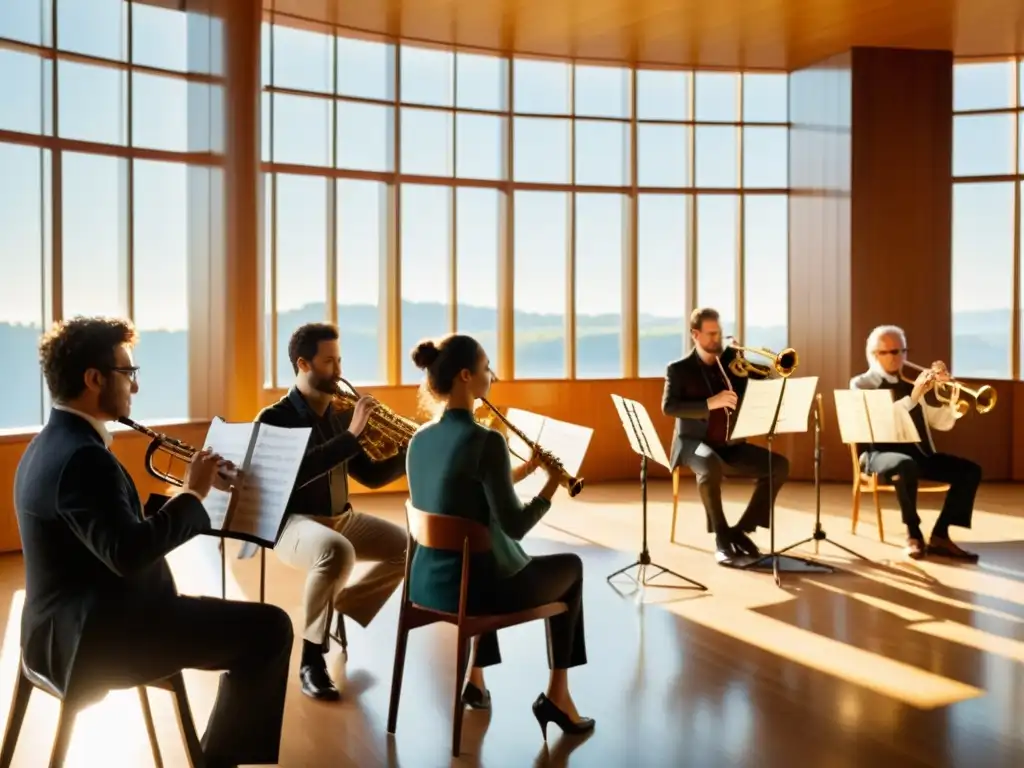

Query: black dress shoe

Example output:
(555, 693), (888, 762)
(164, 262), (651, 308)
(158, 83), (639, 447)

(300, 662), (340, 701)
(730, 529), (761, 556)
(531, 693), (595, 741)
(462, 681), (491, 710)
(714, 538), (739, 564)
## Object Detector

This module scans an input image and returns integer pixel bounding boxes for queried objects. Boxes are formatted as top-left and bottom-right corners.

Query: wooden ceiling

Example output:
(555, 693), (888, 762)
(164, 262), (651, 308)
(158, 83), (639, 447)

(263, 0), (1024, 70)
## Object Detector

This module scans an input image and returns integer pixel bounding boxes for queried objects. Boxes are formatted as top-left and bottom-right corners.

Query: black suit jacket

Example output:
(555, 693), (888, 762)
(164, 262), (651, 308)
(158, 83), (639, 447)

(13, 408), (210, 696)
(255, 387), (407, 523)
(661, 347), (770, 468)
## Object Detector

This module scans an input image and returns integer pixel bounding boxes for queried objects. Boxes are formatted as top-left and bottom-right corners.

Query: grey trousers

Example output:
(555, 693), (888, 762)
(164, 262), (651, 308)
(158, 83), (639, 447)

(275, 510), (407, 644)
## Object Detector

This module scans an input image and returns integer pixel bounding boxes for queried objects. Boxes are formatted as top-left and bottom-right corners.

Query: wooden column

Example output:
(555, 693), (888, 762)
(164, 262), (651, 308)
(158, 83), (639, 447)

(788, 47), (953, 481)
(188, 0), (262, 422)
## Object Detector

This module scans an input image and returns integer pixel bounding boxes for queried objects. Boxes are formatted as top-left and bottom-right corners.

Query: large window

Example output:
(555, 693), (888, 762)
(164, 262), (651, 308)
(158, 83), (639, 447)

(0, 1), (215, 428)
(952, 59), (1021, 379)
(260, 12), (790, 386)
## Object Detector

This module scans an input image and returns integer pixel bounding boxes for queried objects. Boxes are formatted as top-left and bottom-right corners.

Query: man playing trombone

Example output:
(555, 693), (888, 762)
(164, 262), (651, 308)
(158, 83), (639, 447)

(661, 308), (791, 564)
(850, 325), (981, 561)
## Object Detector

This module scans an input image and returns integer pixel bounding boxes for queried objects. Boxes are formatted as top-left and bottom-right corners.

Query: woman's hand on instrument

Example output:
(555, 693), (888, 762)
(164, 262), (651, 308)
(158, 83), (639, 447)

(349, 395), (378, 437)
(708, 390), (738, 411)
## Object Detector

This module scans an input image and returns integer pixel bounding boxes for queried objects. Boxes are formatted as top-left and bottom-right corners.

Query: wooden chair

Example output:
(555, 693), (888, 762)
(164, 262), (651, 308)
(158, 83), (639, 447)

(848, 443), (950, 542)
(670, 466), (682, 543)
(387, 502), (568, 758)
(670, 466), (713, 543)
(0, 656), (203, 768)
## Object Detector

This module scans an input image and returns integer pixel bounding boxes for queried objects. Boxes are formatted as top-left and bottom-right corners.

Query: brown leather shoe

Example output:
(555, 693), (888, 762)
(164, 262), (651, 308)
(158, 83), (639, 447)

(905, 537), (926, 559)
(927, 537), (979, 562)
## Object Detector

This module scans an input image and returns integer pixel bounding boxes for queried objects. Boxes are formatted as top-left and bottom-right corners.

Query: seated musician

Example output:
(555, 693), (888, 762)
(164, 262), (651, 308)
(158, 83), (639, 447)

(256, 322), (408, 701)
(14, 316), (293, 768)
(850, 325), (981, 561)
(661, 307), (790, 564)
(405, 333), (595, 739)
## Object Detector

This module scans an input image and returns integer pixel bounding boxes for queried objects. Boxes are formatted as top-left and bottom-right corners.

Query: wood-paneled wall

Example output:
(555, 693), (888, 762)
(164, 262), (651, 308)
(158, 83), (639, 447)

(788, 50), (853, 480)
(786, 47), (1003, 483)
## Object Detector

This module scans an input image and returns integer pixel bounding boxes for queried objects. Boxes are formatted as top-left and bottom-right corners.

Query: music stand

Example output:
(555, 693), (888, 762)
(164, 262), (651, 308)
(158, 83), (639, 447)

(606, 395), (707, 592)
(142, 494), (269, 603)
(776, 392), (871, 563)
(726, 376), (834, 586)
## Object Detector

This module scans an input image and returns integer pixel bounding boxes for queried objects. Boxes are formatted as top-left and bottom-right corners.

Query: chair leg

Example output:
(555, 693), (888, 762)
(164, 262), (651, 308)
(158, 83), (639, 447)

(851, 484), (861, 533)
(451, 632), (471, 758)
(48, 703), (77, 768)
(386, 618), (411, 735)
(670, 468), (680, 543)
(0, 668), (32, 768)
(138, 688), (163, 768)
(872, 485), (884, 542)
(167, 674), (203, 768)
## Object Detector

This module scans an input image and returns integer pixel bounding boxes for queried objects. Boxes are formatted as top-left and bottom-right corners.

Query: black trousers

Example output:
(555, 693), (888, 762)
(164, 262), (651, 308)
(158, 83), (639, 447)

(470, 553), (587, 671)
(861, 449), (981, 531)
(73, 594), (293, 766)
(682, 442), (790, 534)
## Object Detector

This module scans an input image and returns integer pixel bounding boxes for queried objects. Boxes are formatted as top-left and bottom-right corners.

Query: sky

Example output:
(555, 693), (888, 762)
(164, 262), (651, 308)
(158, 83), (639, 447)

(0, 4), (1016, 338)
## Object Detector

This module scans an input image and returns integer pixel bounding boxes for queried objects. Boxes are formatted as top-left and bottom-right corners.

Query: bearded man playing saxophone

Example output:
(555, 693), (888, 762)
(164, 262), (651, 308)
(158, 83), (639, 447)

(256, 322), (409, 701)
(850, 325), (981, 561)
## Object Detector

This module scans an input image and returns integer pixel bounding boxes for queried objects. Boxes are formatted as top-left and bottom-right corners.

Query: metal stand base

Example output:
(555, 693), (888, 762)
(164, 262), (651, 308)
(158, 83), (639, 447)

(777, 523), (872, 564)
(607, 549), (707, 591)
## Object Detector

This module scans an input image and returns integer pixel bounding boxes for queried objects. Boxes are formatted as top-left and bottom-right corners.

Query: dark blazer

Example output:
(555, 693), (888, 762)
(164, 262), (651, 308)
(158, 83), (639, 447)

(661, 347), (769, 468)
(13, 408), (210, 696)
(255, 387), (407, 523)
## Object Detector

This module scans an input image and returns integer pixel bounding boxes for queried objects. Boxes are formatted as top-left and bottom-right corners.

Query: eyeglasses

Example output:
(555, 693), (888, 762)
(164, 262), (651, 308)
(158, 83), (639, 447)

(875, 349), (907, 357)
(110, 366), (140, 383)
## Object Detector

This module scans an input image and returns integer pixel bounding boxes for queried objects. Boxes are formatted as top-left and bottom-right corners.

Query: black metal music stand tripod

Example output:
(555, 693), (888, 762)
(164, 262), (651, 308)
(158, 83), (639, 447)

(606, 395), (707, 592)
(731, 377), (834, 587)
(776, 393), (870, 564)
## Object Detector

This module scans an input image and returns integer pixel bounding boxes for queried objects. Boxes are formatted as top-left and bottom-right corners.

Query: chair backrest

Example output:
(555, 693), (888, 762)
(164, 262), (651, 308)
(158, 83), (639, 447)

(405, 501), (492, 553)
(849, 443), (863, 478)
(403, 501), (493, 619)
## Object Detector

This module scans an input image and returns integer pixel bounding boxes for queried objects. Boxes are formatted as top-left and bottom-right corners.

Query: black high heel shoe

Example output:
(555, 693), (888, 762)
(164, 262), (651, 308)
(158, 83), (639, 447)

(461, 681), (491, 710)
(531, 693), (595, 740)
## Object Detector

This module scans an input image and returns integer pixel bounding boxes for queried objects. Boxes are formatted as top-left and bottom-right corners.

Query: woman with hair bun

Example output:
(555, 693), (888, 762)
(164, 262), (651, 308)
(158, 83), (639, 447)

(404, 333), (594, 739)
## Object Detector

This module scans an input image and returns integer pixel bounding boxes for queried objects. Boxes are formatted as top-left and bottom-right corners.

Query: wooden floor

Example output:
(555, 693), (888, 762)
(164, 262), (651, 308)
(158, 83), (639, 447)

(1, 478), (1023, 767)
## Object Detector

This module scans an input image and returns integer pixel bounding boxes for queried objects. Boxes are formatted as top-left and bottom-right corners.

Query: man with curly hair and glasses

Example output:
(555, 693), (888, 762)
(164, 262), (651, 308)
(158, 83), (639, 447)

(13, 316), (293, 768)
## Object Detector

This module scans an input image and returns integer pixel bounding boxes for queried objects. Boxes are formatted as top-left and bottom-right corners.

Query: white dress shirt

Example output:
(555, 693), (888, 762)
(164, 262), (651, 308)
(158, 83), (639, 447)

(872, 366), (958, 452)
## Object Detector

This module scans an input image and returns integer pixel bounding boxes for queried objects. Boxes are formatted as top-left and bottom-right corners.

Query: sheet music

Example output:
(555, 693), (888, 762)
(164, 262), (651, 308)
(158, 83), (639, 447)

(502, 407), (546, 465)
(200, 418), (256, 530)
(832, 390), (874, 445)
(729, 376), (819, 440)
(834, 389), (920, 444)
(503, 408), (593, 499)
(772, 376), (820, 434)
(229, 424), (311, 543)
(610, 394), (671, 469)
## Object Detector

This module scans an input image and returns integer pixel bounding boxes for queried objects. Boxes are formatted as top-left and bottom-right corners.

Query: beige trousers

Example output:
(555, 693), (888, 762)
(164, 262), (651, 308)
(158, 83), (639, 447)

(274, 510), (407, 644)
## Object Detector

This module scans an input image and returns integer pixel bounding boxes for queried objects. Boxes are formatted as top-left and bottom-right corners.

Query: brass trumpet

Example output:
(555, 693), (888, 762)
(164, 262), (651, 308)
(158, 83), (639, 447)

(479, 397), (584, 497)
(899, 362), (997, 417)
(332, 377), (421, 461)
(117, 416), (201, 487)
(725, 337), (799, 379)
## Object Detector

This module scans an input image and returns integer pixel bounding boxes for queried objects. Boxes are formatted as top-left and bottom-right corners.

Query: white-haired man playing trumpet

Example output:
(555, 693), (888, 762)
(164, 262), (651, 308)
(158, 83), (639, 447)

(850, 325), (981, 561)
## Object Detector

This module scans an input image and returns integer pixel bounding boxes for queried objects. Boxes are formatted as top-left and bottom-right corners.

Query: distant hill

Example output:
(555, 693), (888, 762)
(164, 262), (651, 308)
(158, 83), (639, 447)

(0, 302), (1008, 429)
